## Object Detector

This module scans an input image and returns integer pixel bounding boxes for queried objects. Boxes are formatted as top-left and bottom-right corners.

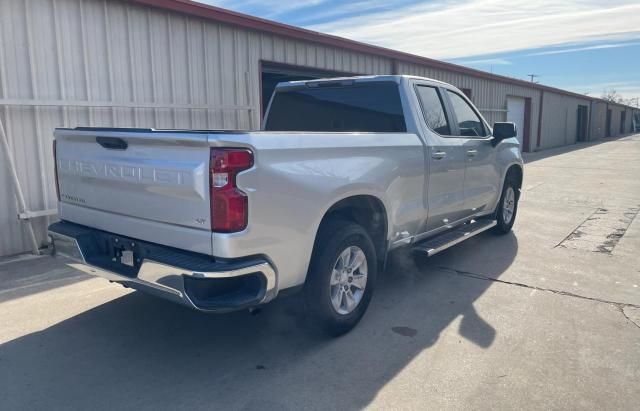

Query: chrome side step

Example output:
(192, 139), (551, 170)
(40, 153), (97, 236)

(412, 219), (497, 257)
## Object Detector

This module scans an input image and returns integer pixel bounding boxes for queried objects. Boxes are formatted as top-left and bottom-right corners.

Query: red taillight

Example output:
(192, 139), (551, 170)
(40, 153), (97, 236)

(53, 140), (60, 201)
(210, 148), (253, 233)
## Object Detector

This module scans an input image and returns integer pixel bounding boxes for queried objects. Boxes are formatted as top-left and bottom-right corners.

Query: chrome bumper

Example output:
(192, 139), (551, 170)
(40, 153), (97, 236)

(48, 223), (278, 312)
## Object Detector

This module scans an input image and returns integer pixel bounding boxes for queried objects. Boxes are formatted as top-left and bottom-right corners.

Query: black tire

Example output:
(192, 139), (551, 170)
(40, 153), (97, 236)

(304, 220), (377, 337)
(492, 175), (520, 235)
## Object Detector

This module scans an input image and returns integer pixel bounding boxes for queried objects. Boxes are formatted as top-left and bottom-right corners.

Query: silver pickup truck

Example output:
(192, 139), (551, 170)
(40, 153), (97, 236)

(49, 75), (523, 335)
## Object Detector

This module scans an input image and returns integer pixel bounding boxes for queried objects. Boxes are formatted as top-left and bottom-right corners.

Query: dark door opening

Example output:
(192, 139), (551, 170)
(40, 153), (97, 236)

(620, 111), (626, 134)
(523, 97), (532, 152)
(577, 105), (588, 142)
(605, 109), (612, 137)
(260, 62), (354, 117)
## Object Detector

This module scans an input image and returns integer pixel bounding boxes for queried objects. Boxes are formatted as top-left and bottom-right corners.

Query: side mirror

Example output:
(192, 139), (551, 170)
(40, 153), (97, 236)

(492, 122), (517, 145)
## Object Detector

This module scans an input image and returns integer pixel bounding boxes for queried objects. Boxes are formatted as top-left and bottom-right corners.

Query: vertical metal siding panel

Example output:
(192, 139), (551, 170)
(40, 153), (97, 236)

(0, 0), (14, 201)
(219, 25), (236, 128)
(149, 9), (172, 128)
(25, 0), (55, 242)
(284, 39), (295, 65)
(84, 0), (112, 124)
(1, 0), (40, 254)
(107, 1), (133, 126)
(326, 47), (336, 71)
(294, 41), (304, 66)
(234, 29), (249, 129)
(260, 34), (274, 62)
(248, 31), (260, 128)
(187, 17), (207, 129)
(595, 103), (603, 139)
(171, 14), (191, 128)
(129, 5), (154, 127)
(206, 21), (225, 128)
(60, 0), (90, 126)
(272, 36), (285, 63)
(305, 44), (316, 68)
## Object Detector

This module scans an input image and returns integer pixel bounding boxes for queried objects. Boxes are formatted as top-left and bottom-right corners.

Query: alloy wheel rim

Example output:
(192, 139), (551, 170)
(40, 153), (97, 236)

(503, 186), (515, 224)
(330, 246), (368, 315)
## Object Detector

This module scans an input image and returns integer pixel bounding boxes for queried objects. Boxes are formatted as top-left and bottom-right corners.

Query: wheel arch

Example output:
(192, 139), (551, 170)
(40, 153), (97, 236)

(505, 163), (523, 190)
(490, 162), (524, 216)
(500, 163), (524, 197)
(312, 195), (389, 271)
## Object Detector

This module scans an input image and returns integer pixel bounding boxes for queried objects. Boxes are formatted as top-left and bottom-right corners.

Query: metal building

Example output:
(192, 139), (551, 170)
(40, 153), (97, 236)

(1, 0), (639, 256)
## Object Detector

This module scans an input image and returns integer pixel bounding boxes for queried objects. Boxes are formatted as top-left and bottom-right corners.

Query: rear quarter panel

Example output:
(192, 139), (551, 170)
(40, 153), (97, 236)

(210, 132), (425, 290)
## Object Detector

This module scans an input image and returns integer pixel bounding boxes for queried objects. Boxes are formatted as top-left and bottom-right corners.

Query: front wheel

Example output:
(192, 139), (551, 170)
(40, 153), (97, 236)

(492, 176), (520, 234)
(304, 221), (377, 336)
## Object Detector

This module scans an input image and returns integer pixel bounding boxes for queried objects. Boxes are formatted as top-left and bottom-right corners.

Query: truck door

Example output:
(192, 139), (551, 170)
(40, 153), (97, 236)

(443, 90), (500, 216)
(414, 85), (468, 232)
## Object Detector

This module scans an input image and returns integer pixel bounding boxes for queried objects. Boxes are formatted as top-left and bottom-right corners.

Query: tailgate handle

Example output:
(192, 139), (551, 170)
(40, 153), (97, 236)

(96, 136), (128, 150)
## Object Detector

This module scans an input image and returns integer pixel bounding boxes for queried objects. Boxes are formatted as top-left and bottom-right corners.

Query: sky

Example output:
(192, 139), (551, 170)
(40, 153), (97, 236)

(201, 0), (640, 104)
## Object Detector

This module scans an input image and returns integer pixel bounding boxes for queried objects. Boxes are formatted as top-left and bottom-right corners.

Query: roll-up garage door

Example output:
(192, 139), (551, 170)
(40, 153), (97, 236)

(507, 97), (526, 148)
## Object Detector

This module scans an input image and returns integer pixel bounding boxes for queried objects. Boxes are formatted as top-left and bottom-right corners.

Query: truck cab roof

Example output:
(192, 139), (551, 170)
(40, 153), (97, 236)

(275, 74), (451, 91)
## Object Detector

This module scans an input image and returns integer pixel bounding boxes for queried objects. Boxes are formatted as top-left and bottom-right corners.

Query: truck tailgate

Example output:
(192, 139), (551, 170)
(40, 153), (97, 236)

(54, 128), (212, 252)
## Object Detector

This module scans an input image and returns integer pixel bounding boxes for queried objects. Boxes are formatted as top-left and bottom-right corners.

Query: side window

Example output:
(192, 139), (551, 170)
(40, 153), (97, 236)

(446, 90), (488, 137)
(415, 86), (451, 135)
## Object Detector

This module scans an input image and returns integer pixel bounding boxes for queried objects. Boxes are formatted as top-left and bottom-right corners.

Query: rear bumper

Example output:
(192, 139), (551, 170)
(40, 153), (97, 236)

(48, 222), (278, 312)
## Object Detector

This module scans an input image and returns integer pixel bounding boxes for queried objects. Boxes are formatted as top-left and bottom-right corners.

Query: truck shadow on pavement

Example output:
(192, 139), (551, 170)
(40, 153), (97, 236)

(1, 232), (517, 410)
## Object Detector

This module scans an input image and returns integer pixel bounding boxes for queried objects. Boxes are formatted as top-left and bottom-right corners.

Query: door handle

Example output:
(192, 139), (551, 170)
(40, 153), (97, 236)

(432, 151), (447, 160)
(466, 149), (478, 157)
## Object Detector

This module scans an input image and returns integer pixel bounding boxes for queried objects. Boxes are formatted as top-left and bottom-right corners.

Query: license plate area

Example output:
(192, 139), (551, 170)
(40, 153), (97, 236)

(120, 250), (134, 267)
(104, 235), (142, 277)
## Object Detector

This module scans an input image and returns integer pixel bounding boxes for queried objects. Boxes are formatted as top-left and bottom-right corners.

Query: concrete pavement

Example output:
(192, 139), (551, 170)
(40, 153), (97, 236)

(1, 135), (639, 410)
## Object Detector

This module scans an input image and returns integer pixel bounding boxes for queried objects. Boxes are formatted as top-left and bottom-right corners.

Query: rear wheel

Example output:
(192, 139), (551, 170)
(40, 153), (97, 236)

(492, 175), (520, 234)
(305, 221), (377, 336)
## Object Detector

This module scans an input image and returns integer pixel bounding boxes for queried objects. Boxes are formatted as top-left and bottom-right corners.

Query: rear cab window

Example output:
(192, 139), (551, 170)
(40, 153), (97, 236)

(446, 90), (488, 137)
(264, 81), (406, 132)
(415, 85), (451, 135)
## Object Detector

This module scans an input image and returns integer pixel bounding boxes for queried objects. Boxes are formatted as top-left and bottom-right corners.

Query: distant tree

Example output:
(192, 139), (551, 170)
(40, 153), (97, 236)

(601, 88), (624, 103)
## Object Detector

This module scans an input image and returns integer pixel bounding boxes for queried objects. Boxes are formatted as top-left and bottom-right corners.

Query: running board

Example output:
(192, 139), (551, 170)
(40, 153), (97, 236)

(412, 219), (497, 257)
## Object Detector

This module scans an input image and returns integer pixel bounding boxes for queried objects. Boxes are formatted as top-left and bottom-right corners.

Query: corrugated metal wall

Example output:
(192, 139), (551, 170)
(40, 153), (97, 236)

(589, 102), (638, 139)
(608, 105), (627, 137)
(0, 0), (393, 256)
(538, 93), (591, 150)
(590, 101), (607, 140)
(0, 0), (637, 256)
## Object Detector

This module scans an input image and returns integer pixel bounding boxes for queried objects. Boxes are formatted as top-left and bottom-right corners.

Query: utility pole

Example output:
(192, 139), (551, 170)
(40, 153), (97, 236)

(527, 74), (540, 83)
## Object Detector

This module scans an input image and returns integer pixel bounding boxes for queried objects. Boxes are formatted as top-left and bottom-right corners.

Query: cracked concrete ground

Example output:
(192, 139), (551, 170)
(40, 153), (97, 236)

(1, 134), (640, 410)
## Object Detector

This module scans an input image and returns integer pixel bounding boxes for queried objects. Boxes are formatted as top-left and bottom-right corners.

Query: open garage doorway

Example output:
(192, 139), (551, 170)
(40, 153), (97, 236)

(260, 61), (355, 117)
(577, 105), (589, 142)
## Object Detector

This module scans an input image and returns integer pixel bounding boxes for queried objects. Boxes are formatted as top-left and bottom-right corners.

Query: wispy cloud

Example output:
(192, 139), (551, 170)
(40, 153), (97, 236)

(291, 0), (443, 25)
(565, 81), (640, 100)
(454, 58), (512, 66)
(525, 41), (640, 56)
(203, 0), (328, 18)
(307, 0), (640, 59)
